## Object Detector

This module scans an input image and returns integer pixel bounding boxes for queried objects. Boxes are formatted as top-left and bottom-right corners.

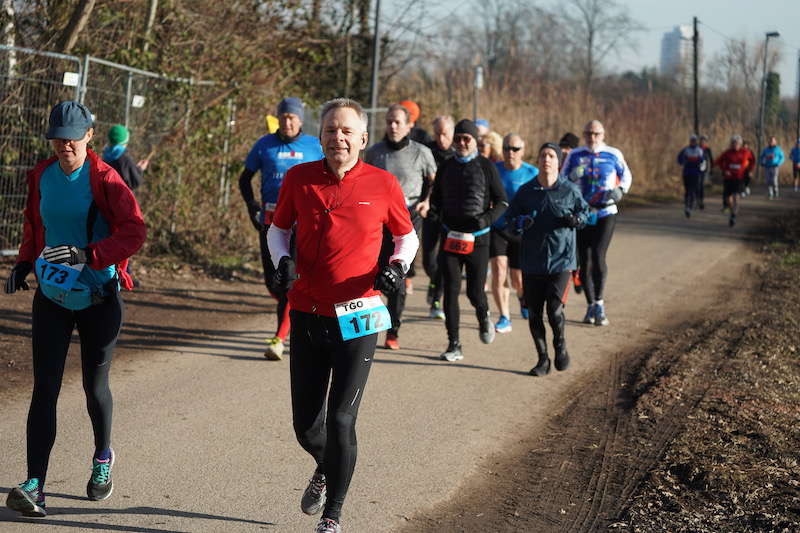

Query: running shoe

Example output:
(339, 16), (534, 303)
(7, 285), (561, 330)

(582, 304), (596, 324)
(479, 313), (495, 344)
(301, 470), (326, 515)
(440, 341), (463, 362)
(529, 357), (550, 377)
(554, 345), (570, 371)
(745, 186), (751, 196)
(384, 333), (400, 350)
(429, 300), (445, 320)
(315, 518), (341, 533)
(87, 448), (115, 500)
(594, 303), (610, 326)
(520, 306), (529, 320)
(572, 271), (582, 294)
(495, 315), (512, 333)
(6, 478), (46, 517)
(729, 214), (736, 228)
(264, 337), (284, 361)
(698, 201), (705, 210)
(684, 207), (691, 218)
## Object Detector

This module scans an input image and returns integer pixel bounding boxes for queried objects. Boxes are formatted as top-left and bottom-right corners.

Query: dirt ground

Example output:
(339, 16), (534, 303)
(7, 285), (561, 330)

(2, 208), (799, 532)
(400, 212), (800, 532)
(0, 259), (270, 404)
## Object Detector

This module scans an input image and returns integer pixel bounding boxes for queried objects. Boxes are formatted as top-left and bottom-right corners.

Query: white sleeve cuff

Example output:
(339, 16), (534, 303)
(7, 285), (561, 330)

(389, 230), (419, 273)
(266, 224), (292, 268)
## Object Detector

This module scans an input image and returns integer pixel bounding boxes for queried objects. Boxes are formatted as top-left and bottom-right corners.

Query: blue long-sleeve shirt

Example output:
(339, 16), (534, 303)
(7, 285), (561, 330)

(760, 145), (785, 168)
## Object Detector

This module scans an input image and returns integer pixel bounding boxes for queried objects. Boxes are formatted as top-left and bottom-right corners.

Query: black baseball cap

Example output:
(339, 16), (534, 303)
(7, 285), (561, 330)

(46, 101), (94, 140)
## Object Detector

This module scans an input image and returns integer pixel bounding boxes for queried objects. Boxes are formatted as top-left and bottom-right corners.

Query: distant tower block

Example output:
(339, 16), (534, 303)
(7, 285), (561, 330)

(660, 25), (701, 86)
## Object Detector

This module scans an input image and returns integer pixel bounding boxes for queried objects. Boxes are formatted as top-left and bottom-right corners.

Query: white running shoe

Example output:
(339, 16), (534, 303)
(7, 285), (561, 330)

(264, 337), (284, 360)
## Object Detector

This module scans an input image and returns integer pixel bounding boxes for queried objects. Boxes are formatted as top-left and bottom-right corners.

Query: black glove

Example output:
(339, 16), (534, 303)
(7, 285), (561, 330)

(608, 187), (624, 203)
(512, 215), (535, 234)
(425, 208), (440, 224)
(374, 261), (405, 294)
(246, 201), (264, 232)
(556, 214), (582, 228)
(43, 245), (89, 265)
(273, 256), (296, 292)
(4, 261), (32, 294)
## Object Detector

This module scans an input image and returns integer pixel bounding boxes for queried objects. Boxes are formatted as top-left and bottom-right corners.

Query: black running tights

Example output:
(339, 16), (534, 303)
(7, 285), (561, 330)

(576, 214), (617, 305)
(27, 288), (122, 485)
(440, 242), (490, 342)
(523, 272), (571, 356)
(289, 310), (376, 522)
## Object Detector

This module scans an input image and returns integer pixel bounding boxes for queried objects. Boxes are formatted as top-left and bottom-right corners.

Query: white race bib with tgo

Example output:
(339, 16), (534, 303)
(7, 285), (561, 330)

(335, 295), (391, 341)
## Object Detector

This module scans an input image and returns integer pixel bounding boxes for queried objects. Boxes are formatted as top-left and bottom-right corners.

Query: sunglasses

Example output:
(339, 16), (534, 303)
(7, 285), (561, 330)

(454, 135), (474, 144)
(584, 131), (603, 136)
(503, 145), (522, 152)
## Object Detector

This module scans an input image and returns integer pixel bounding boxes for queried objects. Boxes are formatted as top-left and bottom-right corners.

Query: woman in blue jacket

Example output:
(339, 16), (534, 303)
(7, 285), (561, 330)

(504, 143), (590, 376)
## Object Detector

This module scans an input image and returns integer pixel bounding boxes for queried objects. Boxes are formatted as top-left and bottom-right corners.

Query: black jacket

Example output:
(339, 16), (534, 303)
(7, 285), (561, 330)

(106, 153), (143, 192)
(430, 155), (507, 243)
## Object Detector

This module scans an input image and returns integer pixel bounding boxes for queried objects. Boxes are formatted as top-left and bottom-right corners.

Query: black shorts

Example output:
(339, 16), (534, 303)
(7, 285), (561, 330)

(723, 180), (743, 197)
(490, 230), (521, 269)
(793, 166), (800, 179)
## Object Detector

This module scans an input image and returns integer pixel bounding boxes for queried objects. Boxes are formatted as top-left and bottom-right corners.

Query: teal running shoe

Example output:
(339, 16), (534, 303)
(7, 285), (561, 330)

(6, 478), (46, 517)
(87, 448), (115, 500)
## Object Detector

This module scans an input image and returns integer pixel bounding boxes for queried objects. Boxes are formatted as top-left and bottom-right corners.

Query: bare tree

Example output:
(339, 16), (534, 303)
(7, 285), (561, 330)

(563, 0), (642, 90)
(56, 0), (96, 53)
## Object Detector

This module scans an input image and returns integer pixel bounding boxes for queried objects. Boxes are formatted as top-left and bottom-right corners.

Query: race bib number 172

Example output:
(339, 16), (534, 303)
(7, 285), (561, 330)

(335, 295), (391, 341)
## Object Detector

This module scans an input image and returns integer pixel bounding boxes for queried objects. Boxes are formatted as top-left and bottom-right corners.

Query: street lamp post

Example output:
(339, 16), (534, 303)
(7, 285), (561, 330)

(757, 31), (780, 182)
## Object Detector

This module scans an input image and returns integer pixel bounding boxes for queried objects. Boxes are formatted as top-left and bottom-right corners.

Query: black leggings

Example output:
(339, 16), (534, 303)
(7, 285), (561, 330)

(440, 241), (490, 342)
(289, 310), (376, 522)
(683, 174), (701, 210)
(524, 272), (570, 356)
(422, 217), (443, 301)
(577, 214), (617, 304)
(259, 227), (290, 337)
(28, 287), (123, 485)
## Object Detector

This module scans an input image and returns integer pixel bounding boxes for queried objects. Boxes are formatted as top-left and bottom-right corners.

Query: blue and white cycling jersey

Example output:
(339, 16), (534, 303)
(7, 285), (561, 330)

(560, 144), (633, 218)
(244, 132), (323, 205)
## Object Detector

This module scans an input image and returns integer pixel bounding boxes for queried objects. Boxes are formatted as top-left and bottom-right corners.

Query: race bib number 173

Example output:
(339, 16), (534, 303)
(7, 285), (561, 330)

(335, 295), (391, 341)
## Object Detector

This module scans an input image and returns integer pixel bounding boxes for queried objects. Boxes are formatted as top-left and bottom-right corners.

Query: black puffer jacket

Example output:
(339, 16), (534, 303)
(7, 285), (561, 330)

(430, 154), (507, 241)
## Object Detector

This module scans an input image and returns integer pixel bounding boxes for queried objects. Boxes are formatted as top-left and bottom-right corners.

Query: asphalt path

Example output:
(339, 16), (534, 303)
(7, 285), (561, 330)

(2, 187), (797, 532)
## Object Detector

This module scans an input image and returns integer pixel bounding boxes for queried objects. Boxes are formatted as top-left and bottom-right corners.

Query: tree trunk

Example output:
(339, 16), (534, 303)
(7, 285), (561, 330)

(143, 0), (159, 53)
(56, 0), (96, 54)
(2, 0), (15, 79)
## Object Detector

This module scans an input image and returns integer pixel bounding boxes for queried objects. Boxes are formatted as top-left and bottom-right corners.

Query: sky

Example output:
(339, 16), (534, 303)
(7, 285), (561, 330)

(396, 0), (800, 97)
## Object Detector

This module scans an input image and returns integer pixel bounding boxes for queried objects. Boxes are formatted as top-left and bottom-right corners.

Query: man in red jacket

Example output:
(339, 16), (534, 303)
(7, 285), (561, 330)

(266, 98), (417, 533)
(715, 135), (753, 227)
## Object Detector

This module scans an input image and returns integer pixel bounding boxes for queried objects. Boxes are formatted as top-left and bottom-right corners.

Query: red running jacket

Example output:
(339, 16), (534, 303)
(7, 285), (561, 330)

(16, 149), (147, 290)
(715, 148), (754, 181)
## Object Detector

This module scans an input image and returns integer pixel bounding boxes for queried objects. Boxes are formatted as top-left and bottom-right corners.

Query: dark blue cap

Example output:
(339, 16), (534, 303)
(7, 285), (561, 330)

(46, 101), (94, 140)
(276, 97), (304, 121)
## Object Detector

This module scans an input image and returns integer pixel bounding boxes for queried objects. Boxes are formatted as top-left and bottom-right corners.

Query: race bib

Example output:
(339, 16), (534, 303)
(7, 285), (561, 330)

(262, 202), (277, 225)
(35, 256), (84, 291)
(335, 296), (391, 341)
(443, 230), (475, 255)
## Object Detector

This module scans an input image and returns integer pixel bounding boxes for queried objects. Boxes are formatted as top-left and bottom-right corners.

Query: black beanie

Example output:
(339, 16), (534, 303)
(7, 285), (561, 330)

(454, 119), (480, 142)
(558, 132), (579, 149)
(539, 142), (563, 168)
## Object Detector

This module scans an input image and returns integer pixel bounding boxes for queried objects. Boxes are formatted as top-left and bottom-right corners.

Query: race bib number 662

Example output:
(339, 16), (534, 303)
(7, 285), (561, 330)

(335, 295), (391, 341)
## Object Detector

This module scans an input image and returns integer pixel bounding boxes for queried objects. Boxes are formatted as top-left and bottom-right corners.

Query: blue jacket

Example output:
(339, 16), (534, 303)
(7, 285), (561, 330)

(677, 145), (706, 178)
(504, 177), (590, 275)
(789, 146), (800, 167)
(760, 145), (784, 168)
(560, 144), (632, 219)
(244, 133), (324, 205)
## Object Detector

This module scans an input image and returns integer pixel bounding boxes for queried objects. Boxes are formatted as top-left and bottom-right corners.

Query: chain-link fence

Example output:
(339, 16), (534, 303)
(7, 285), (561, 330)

(0, 46), (83, 254)
(0, 45), (232, 255)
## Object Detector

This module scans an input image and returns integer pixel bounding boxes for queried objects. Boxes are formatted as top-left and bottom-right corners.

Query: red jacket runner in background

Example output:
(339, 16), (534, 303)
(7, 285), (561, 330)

(715, 148), (754, 181)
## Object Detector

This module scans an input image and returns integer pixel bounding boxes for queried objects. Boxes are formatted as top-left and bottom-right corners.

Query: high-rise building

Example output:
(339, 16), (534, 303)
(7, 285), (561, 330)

(660, 25), (699, 86)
